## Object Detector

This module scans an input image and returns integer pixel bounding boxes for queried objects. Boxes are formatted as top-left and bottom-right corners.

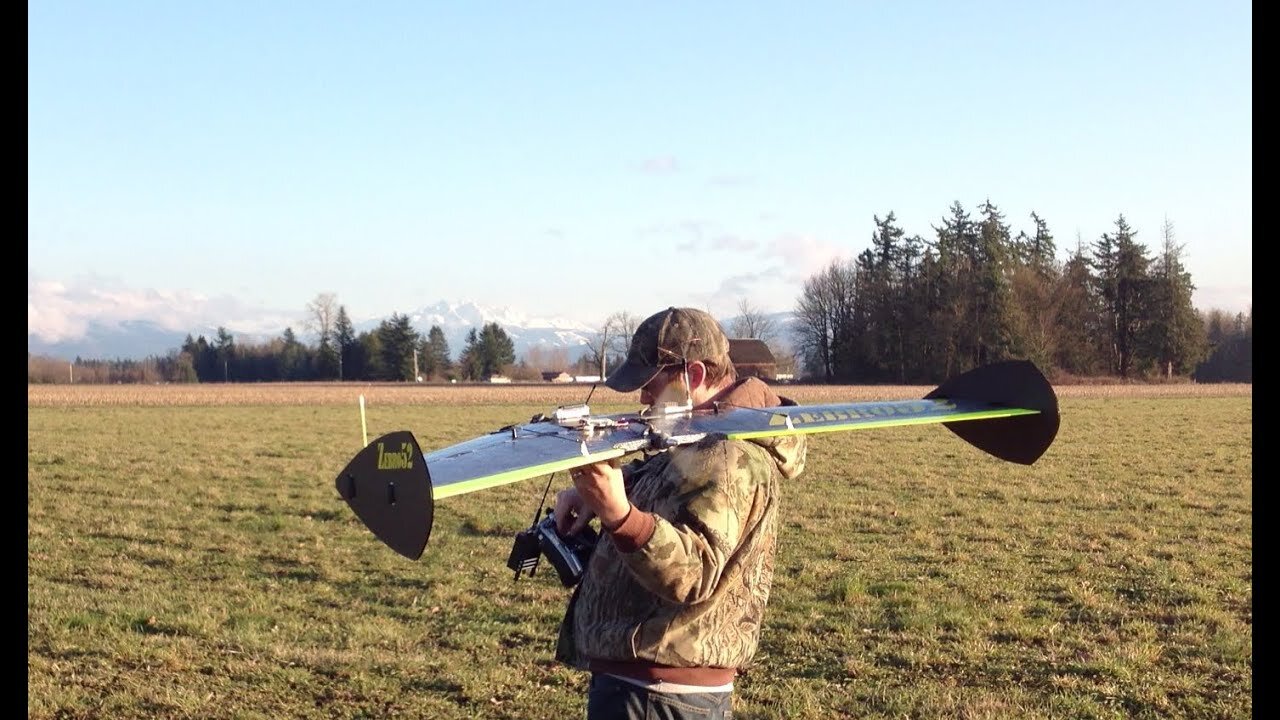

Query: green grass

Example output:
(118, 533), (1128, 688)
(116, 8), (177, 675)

(28, 396), (1251, 719)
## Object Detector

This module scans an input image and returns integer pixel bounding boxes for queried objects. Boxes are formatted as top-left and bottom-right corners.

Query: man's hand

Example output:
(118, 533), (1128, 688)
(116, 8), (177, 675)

(564, 461), (631, 533)
(553, 487), (596, 537)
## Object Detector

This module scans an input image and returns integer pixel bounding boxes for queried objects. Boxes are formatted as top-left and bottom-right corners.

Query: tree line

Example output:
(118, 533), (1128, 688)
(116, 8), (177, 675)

(790, 203), (1249, 383)
(27, 203), (1251, 385)
(28, 305), (525, 385)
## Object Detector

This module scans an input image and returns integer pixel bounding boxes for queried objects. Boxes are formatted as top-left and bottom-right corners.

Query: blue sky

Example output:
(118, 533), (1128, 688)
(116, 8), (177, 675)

(28, 2), (1252, 343)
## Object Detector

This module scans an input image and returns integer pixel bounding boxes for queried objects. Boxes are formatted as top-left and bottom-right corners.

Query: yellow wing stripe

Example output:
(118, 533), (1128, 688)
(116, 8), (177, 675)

(726, 407), (1039, 440)
(432, 448), (625, 499)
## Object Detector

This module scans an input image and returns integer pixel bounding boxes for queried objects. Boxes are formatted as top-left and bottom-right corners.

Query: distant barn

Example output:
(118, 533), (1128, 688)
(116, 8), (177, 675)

(728, 338), (776, 381)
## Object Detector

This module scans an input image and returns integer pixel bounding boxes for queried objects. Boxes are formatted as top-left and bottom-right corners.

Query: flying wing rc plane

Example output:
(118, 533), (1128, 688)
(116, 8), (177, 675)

(333, 360), (1059, 562)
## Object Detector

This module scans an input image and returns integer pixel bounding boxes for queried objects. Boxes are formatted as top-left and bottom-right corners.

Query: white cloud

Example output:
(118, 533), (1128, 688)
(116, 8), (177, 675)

(644, 219), (717, 252)
(710, 234), (757, 252)
(1193, 283), (1252, 315)
(760, 233), (853, 284)
(653, 230), (850, 315)
(708, 175), (753, 188)
(27, 273), (297, 342)
(639, 156), (680, 174)
(711, 268), (785, 299)
(680, 268), (796, 319)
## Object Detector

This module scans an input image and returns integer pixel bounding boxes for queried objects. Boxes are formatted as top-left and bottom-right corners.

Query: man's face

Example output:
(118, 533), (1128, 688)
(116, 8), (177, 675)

(639, 365), (688, 408)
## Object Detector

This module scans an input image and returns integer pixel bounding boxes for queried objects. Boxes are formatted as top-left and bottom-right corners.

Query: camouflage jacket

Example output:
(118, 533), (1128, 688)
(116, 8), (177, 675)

(555, 377), (807, 672)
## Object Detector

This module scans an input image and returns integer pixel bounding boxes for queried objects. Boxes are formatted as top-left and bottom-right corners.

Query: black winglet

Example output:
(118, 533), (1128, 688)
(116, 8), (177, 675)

(334, 431), (434, 559)
(924, 360), (1060, 465)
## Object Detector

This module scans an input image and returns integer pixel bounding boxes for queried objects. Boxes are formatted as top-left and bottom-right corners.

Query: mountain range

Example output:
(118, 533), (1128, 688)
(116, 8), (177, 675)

(27, 300), (796, 362)
(357, 301), (600, 363)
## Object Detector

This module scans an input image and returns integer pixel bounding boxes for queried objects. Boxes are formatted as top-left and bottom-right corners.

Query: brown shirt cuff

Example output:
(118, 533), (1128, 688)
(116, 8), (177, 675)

(589, 660), (737, 686)
(607, 507), (656, 553)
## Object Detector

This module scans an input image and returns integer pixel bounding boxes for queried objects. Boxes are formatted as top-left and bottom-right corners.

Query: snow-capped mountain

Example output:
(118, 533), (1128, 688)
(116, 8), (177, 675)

(355, 300), (598, 361)
(26, 319), (287, 362)
(28, 319), (204, 361)
(28, 298), (796, 363)
(27, 300), (602, 362)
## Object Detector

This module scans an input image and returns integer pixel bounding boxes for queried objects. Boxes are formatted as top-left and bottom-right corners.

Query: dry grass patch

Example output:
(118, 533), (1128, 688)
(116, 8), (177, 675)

(28, 381), (1251, 407)
(28, 393), (1250, 719)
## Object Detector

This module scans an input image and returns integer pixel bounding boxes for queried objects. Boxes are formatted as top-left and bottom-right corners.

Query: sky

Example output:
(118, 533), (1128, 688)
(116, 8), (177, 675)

(28, 2), (1252, 344)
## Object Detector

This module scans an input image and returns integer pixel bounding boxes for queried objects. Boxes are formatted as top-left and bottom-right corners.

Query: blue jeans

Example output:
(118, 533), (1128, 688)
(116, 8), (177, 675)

(586, 673), (734, 720)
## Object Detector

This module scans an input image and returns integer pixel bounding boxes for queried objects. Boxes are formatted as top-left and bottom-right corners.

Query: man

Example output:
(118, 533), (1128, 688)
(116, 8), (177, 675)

(553, 306), (807, 720)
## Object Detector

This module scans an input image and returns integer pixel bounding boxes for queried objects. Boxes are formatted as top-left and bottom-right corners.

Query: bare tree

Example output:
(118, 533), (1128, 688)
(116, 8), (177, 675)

(729, 298), (778, 342)
(766, 340), (799, 376)
(607, 311), (641, 362)
(793, 259), (859, 381)
(304, 292), (342, 379)
(583, 314), (620, 378)
(571, 310), (645, 378)
(304, 293), (340, 343)
(523, 345), (570, 373)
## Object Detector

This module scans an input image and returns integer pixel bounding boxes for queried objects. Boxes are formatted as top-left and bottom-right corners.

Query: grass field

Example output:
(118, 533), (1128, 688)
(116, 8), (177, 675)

(28, 383), (1252, 719)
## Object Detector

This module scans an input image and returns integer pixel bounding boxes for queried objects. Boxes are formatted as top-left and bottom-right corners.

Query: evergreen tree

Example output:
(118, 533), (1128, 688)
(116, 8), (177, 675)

(1141, 218), (1208, 377)
(334, 306), (356, 381)
(214, 327), (235, 382)
(1195, 308), (1252, 382)
(458, 322), (516, 379)
(910, 252), (942, 379)
(927, 202), (978, 376)
(317, 339), (339, 380)
(352, 331), (383, 381)
(377, 313), (421, 381)
(859, 212), (905, 380)
(457, 329), (483, 380)
(420, 325), (452, 380)
(483, 322), (516, 376)
(1092, 215), (1152, 377)
(280, 328), (305, 380)
(892, 230), (928, 382)
(1053, 235), (1107, 376)
(971, 199), (1016, 366)
(182, 334), (217, 382)
(1027, 212), (1057, 274)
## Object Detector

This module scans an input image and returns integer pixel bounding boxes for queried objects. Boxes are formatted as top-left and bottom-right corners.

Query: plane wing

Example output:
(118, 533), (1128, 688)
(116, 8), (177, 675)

(334, 360), (1059, 559)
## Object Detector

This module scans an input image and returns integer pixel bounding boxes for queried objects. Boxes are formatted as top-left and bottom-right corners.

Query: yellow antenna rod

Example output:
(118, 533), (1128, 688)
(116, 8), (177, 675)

(359, 394), (368, 447)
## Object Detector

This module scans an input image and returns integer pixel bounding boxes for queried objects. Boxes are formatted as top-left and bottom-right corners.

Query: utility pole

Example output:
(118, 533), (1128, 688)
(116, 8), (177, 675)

(413, 348), (420, 381)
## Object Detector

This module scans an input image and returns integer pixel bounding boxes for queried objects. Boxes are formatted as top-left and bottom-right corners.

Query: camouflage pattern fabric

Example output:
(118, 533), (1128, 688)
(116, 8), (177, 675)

(605, 306), (733, 393)
(557, 377), (807, 671)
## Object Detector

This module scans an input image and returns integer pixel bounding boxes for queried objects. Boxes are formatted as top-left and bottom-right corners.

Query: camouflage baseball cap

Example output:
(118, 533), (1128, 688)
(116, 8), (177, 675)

(604, 307), (732, 393)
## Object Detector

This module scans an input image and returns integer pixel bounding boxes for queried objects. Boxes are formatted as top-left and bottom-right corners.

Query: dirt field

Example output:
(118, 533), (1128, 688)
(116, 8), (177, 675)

(26, 381), (1253, 407)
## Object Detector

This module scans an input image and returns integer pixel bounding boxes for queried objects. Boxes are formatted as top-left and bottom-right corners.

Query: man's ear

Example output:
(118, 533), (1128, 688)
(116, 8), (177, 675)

(687, 361), (708, 390)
